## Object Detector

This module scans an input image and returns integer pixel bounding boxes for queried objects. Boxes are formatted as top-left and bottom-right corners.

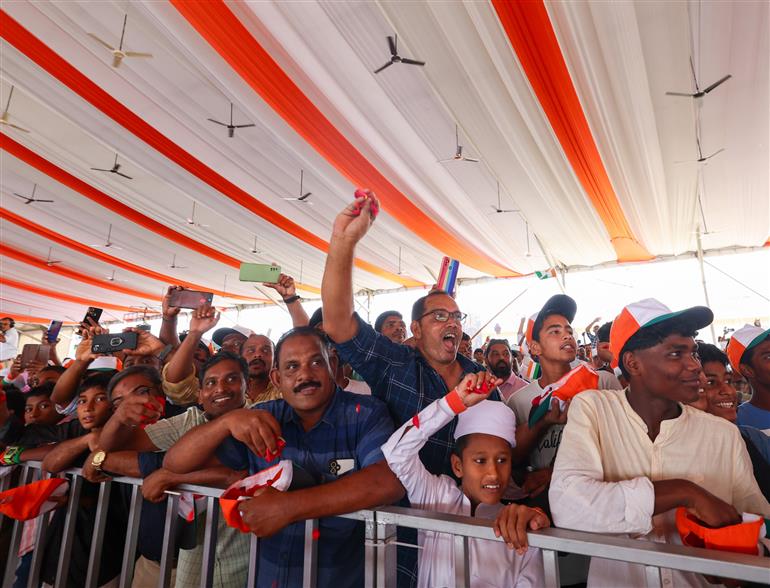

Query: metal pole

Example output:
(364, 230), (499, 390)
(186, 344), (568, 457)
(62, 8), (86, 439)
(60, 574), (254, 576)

(118, 484), (143, 588)
(534, 234), (566, 295)
(542, 549), (561, 587)
(2, 466), (34, 588)
(246, 535), (259, 587)
(158, 492), (181, 588)
(695, 226), (718, 343)
(469, 289), (529, 340)
(85, 480), (113, 588)
(55, 474), (84, 587)
(200, 496), (220, 588)
(453, 534), (470, 588)
(303, 519), (319, 588)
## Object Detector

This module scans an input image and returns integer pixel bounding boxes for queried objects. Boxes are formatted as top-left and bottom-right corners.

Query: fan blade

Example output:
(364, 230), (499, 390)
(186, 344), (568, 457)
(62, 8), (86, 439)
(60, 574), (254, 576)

(207, 119), (227, 127)
(665, 91), (694, 97)
(438, 158), (455, 163)
(490, 206), (501, 212)
(233, 124), (256, 129)
(705, 148), (725, 160)
(387, 36), (397, 57)
(299, 193), (311, 200)
(6, 123), (30, 132)
(400, 58), (425, 66)
(282, 197), (300, 201)
(33, 199), (54, 203)
(374, 61), (394, 74)
(88, 33), (115, 51)
(462, 157), (480, 163)
(115, 171), (133, 179)
(90, 167), (112, 172)
(702, 74), (731, 95)
(124, 52), (153, 58)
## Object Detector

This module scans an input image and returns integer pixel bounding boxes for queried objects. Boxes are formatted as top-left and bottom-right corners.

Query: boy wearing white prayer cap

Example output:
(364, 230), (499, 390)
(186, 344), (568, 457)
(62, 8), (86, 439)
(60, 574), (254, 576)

(382, 371), (548, 587)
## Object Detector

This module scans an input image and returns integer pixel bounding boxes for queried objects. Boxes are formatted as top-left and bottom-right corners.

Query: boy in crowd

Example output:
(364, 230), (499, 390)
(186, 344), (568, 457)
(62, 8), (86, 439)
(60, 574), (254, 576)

(727, 324), (770, 430)
(163, 327), (402, 588)
(375, 310), (407, 344)
(550, 299), (770, 586)
(506, 295), (620, 512)
(383, 370), (547, 587)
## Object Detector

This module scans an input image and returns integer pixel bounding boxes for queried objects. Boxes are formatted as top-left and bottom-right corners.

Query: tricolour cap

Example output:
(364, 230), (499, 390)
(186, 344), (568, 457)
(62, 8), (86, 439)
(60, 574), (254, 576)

(609, 298), (713, 369)
(453, 400), (516, 447)
(726, 325), (770, 376)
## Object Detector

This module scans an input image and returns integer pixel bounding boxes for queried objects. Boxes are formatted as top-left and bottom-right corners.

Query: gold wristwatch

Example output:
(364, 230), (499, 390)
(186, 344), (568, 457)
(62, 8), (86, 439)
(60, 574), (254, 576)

(91, 450), (107, 472)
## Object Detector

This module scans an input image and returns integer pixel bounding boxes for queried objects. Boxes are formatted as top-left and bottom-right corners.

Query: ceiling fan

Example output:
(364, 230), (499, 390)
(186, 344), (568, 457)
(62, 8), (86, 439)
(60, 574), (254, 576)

(282, 170), (313, 204)
(250, 235), (263, 254)
(675, 137), (724, 164)
(489, 182), (519, 214)
(13, 184), (53, 205)
(207, 102), (255, 138)
(440, 125), (479, 163)
(91, 224), (122, 249)
(169, 254), (187, 269)
(45, 247), (62, 266)
(374, 35), (426, 74)
(88, 14), (153, 69)
(186, 202), (210, 228)
(666, 58), (731, 99)
(91, 153), (133, 179)
(104, 269), (127, 282)
(0, 86), (30, 133)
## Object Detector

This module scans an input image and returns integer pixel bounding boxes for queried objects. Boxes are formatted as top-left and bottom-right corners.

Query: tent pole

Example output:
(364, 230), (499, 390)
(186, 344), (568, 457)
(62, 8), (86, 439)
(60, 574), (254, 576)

(534, 234), (566, 295)
(470, 289), (528, 340)
(696, 226), (717, 343)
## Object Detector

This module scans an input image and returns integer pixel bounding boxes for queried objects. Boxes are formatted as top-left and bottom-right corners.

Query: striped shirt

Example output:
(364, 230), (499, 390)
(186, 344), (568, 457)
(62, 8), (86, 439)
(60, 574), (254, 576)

(216, 389), (394, 588)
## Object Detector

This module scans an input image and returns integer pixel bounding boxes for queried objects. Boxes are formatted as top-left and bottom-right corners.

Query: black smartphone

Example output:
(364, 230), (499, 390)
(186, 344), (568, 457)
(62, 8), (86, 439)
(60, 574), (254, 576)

(20, 344), (50, 369)
(91, 332), (138, 354)
(78, 307), (103, 334)
(169, 289), (214, 310)
(47, 320), (63, 343)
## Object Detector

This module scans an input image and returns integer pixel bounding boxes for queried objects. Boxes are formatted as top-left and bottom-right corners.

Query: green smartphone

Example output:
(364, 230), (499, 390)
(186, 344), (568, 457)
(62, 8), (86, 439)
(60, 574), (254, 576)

(239, 263), (281, 283)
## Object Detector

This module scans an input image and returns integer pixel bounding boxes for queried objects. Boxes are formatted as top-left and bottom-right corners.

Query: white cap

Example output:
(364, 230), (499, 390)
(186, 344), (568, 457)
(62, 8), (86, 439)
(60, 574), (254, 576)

(89, 356), (119, 370)
(454, 400), (516, 447)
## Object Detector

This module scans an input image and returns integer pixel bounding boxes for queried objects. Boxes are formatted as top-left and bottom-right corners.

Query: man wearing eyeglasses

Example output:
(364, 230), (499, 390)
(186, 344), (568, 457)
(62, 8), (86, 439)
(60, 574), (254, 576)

(322, 191), (501, 586)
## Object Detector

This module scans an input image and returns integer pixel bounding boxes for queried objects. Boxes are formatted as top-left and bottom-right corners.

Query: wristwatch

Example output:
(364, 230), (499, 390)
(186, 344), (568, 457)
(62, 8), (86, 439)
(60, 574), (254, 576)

(91, 450), (107, 472)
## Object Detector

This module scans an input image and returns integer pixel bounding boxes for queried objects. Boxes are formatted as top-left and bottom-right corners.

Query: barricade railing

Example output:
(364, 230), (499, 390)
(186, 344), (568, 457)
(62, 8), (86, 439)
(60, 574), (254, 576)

(1, 462), (768, 588)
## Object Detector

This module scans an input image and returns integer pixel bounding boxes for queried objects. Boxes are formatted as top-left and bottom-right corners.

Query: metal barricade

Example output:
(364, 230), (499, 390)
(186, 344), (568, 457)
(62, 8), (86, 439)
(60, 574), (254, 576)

(1, 462), (768, 588)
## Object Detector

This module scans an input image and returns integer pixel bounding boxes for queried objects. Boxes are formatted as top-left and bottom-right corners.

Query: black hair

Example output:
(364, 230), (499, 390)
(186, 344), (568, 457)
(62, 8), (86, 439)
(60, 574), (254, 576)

(39, 365), (67, 375)
(618, 319), (698, 379)
(411, 290), (450, 322)
(78, 371), (113, 396)
(484, 339), (511, 358)
(199, 351), (249, 385)
(179, 332), (212, 358)
(309, 308), (324, 329)
(697, 342), (728, 368)
(374, 311), (403, 333)
(25, 382), (55, 400)
(452, 434), (471, 457)
(461, 332), (471, 341)
(3, 386), (25, 417)
(473, 347), (483, 354)
(596, 322), (612, 343)
(1, 317), (15, 328)
(274, 327), (330, 368)
(740, 339), (768, 369)
(107, 365), (162, 399)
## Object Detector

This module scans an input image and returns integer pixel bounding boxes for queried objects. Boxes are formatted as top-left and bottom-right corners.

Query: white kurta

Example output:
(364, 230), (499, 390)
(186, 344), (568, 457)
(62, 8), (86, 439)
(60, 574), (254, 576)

(382, 396), (544, 588)
(550, 388), (770, 587)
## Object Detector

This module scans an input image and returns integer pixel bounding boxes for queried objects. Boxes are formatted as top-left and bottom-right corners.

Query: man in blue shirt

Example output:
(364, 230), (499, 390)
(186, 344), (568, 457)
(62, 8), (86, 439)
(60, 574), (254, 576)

(163, 327), (400, 588)
(727, 325), (770, 430)
(320, 191), (499, 585)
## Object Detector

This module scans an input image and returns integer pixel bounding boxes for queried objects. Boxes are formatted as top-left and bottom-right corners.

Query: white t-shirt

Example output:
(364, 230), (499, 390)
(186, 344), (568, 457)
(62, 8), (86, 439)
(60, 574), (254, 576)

(344, 378), (371, 395)
(505, 370), (621, 469)
(0, 327), (19, 361)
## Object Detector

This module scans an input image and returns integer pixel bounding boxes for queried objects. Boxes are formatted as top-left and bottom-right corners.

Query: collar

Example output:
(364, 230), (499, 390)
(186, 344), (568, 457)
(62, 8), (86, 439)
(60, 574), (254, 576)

(620, 387), (688, 438)
(280, 385), (344, 430)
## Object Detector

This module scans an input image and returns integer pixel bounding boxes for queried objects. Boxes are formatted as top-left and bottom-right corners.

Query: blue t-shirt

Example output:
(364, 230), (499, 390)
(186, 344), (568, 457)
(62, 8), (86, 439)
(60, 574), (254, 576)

(736, 401), (770, 430)
(216, 389), (393, 588)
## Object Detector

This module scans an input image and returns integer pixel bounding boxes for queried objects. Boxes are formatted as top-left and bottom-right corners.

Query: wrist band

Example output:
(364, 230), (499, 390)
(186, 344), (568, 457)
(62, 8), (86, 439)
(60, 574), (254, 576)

(2, 446), (24, 465)
(282, 295), (300, 304)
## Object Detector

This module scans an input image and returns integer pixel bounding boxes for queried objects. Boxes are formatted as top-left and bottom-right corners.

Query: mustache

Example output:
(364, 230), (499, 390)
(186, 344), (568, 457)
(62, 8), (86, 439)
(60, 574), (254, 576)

(248, 358), (267, 368)
(293, 381), (321, 394)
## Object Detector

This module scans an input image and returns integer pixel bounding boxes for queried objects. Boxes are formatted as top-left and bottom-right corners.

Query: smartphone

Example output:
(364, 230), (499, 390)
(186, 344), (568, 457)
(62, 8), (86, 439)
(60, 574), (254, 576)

(436, 257), (460, 296)
(91, 332), (138, 354)
(136, 324), (152, 332)
(169, 289), (214, 310)
(20, 344), (50, 369)
(239, 263), (281, 283)
(47, 320), (63, 344)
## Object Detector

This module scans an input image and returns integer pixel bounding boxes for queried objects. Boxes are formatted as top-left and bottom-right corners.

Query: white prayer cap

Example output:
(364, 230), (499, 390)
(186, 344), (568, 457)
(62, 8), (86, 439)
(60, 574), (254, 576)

(454, 400), (516, 447)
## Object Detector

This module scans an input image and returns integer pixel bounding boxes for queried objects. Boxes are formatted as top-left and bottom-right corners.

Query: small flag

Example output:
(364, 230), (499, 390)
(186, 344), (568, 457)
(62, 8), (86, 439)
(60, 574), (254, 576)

(0, 478), (68, 521)
(535, 269), (556, 280)
(219, 461), (293, 533)
(528, 364), (599, 427)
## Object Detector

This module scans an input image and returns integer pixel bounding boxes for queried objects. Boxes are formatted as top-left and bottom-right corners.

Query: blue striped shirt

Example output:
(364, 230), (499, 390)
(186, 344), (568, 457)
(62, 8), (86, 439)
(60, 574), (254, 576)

(216, 388), (393, 588)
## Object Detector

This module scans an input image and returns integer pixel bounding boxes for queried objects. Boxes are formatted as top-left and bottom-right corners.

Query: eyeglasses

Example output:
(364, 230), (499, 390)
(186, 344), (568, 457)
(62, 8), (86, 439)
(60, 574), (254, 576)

(418, 309), (467, 323)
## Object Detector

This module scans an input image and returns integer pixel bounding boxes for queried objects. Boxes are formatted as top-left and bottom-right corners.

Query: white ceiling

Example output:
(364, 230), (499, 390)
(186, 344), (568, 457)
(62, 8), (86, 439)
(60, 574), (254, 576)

(1, 0), (767, 323)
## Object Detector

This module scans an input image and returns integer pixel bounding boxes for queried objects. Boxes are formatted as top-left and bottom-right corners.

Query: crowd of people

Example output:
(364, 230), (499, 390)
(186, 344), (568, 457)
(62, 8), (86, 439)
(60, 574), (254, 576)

(1, 191), (769, 588)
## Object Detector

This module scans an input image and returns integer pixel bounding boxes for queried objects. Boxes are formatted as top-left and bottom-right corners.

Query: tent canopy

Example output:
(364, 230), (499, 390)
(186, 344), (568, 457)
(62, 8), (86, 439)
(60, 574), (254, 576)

(1, 0), (767, 323)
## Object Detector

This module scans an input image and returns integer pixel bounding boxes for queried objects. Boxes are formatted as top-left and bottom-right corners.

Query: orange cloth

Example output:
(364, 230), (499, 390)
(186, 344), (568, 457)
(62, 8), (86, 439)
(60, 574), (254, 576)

(676, 508), (765, 556)
(0, 478), (68, 520)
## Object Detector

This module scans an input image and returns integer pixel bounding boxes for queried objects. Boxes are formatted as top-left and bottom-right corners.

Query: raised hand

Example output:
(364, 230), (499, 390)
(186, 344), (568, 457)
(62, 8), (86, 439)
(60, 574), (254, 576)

(331, 189), (380, 244)
(188, 303), (220, 335)
(453, 371), (504, 407)
(263, 273), (296, 300)
(113, 393), (163, 428)
(75, 322), (107, 363)
(162, 285), (183, 319)
(122, 328), (165, 357)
